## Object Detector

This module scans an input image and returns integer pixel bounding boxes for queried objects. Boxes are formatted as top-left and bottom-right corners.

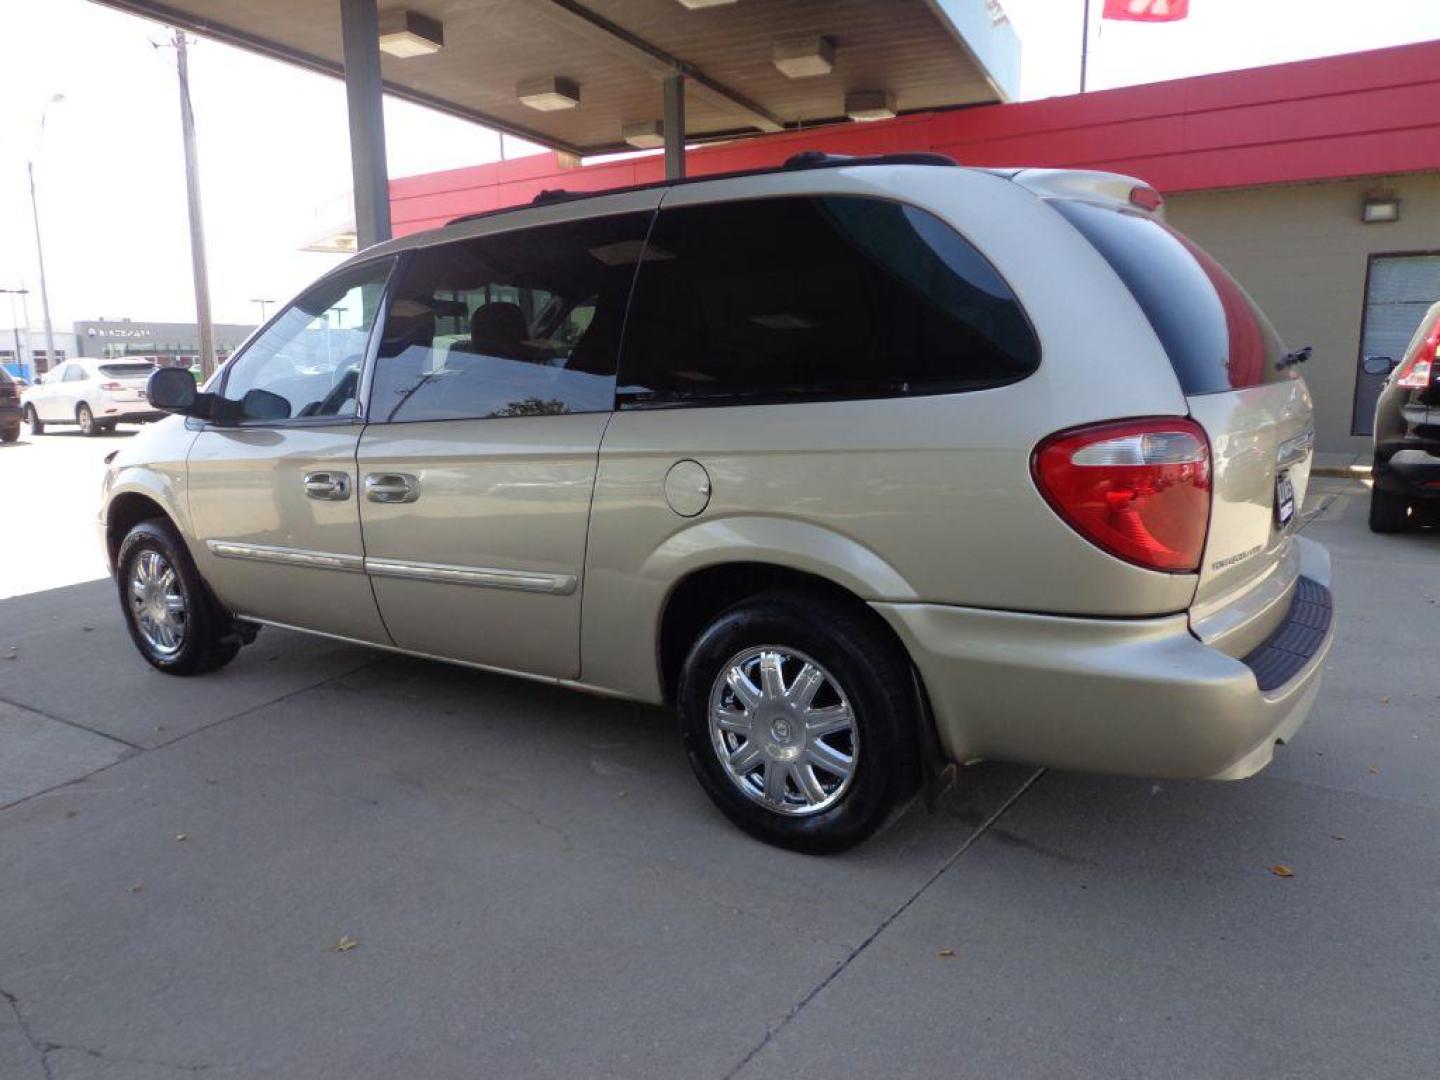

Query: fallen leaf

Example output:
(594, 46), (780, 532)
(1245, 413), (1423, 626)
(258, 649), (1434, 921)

(1366, 765), (1380, 775)
(129, 884), (145, 894)
(1269, 864), (1294, 878)
(331, 935), (359, 953)
(1331, 834), (1345, 841)
(938, 948), (956, 958)
(1380, 696), (1390, 705)
(82, 626), (94, 633)
(174, 833), (189, 842)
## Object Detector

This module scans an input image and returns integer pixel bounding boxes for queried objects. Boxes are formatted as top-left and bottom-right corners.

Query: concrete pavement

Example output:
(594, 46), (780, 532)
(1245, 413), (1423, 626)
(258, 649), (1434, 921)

(0, 434), (1437, 1078)
(0, 425), (128, 600)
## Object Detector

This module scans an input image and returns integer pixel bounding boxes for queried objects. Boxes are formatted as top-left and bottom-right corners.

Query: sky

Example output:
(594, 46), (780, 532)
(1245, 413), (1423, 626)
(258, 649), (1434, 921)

(1, 0), (1438, 332)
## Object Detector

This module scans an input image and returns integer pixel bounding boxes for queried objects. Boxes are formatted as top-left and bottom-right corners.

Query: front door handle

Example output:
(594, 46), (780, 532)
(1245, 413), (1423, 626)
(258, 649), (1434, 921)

(365, 472), (420, 504)
(303, 471), (351, 501)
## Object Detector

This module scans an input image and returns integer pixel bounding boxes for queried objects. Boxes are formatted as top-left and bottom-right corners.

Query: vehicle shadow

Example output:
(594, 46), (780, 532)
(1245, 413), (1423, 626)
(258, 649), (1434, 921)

(27, 428), (137, 440)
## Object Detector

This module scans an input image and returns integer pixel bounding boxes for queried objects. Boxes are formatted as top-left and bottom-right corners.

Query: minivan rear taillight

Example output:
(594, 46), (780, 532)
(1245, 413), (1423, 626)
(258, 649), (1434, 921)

(1032, 418), (1211, 573)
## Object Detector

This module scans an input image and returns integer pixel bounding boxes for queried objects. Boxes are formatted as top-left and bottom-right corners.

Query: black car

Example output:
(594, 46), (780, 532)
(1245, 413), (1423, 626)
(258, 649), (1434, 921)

(1369, 300), (1440, 532)
(0, 368), (21, 443)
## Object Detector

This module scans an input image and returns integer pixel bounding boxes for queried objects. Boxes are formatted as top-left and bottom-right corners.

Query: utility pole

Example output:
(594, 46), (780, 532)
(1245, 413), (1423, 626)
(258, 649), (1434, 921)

(28, 93), (64, 376)
(173, 31), (217, 380)
(1080, 0), (1091, 93)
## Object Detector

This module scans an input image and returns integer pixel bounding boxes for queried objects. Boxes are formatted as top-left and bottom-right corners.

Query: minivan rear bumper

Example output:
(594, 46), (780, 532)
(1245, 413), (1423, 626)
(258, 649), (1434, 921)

(873, 538), (1332, 781)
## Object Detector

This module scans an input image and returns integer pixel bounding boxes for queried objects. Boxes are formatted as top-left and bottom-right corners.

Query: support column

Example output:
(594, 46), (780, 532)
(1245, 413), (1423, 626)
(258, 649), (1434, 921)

(663, 73), (686, 181)
(339, 0), (392, 249)
(174, 32), (216, 381)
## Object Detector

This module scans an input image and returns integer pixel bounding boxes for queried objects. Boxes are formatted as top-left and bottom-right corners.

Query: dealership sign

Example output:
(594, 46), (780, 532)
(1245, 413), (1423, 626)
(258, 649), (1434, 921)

(86, 327), (153, 337)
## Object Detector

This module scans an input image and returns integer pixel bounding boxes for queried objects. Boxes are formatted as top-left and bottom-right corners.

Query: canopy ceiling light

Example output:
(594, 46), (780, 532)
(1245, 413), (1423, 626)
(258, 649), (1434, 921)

(518, 75), (581, 111)
(773, 36), (835, 79)
(377, 10), (444, 58)
(845, 90), (896, 121)
(622, 120), (666, 149)
(675, 0), (739, 7)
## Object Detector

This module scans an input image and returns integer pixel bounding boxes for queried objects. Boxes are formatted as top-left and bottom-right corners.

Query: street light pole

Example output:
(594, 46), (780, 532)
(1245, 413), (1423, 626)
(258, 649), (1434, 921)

(28, 93), (64, 376)
(250, 298), (274, 324)
(172, 31), (217, 382)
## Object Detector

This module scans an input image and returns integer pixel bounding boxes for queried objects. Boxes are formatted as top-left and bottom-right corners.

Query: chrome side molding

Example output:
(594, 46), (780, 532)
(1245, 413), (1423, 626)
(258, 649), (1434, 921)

(365, 557), (577, 595)
(206, 540), (365, 573)
(206, 540), (575, 595)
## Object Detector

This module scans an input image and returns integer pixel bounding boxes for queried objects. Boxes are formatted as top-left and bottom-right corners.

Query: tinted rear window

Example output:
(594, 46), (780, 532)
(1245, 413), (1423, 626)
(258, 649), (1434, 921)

(619, 195), (1039, 405)
(99, 363), (156, 378)
(1053, 200), (1288, 395)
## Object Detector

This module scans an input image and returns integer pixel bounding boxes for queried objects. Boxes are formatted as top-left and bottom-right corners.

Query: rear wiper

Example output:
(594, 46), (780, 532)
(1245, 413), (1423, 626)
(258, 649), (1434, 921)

(1276, 345), (1313, 371)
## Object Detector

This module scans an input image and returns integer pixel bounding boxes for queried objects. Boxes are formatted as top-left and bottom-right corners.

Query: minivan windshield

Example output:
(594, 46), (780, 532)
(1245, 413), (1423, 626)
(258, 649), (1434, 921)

(1053, 199), (1288, 395)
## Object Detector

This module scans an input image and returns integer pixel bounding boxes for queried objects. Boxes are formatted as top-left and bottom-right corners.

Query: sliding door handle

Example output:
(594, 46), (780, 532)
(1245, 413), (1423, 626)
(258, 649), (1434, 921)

(365, 472), (420, 504)
(303, 471), (351, 500)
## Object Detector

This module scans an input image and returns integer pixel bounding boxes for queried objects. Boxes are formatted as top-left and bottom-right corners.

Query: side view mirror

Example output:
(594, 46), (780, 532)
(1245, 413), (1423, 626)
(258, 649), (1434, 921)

(148, 367), (200, 413)
(239, 388), (291, 422)
(1363, 355), (1397, 376)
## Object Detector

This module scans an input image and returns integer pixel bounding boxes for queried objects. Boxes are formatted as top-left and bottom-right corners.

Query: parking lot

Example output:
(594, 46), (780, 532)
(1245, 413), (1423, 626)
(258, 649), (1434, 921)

(1, 426), (1437, 1079)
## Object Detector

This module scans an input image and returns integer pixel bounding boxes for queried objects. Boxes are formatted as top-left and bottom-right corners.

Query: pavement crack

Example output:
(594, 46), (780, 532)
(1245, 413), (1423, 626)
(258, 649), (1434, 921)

(0, 657), (383, 818)
(0, 693), (143, 751)
(0, 754), (134, 814)
(42, 1042), (215, 1074)
(719, 767), (1046, 1080)
(6, 986), (219, 1076)
(2, 986), (55, 1080)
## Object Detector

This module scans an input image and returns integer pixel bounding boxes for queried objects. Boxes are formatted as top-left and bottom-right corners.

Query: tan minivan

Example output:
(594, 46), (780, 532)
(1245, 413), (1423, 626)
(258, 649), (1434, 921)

(102, 153), (1332, 851)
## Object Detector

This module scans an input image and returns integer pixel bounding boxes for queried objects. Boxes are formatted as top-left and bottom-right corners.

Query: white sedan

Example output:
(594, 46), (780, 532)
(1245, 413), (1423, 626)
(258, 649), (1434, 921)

(22, 358), (165, 436)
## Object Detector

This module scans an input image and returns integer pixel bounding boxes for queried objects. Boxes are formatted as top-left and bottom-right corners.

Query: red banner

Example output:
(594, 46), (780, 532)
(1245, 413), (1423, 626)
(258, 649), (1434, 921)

(1102, 0), (1189, 21)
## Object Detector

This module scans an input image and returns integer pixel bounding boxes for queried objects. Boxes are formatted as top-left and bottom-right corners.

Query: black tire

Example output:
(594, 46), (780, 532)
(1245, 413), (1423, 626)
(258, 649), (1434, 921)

(678, 590), (921, 854)
(0, 425), (17, 444)
(1369, 488), (1409, 533)
(116, 518), (242, 676)
(77, 402), (98, 436)
(24, 404), (43, 434)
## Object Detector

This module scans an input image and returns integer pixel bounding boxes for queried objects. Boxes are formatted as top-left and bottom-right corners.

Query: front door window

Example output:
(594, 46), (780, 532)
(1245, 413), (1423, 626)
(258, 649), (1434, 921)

(221, 260), (393, 424)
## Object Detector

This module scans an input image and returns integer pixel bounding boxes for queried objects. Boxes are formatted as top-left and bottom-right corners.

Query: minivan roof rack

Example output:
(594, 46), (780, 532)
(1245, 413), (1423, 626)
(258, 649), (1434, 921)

(450, 150), (960, 226)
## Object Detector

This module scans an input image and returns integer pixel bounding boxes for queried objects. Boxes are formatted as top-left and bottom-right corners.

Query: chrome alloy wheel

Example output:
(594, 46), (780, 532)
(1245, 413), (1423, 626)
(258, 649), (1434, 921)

(708, 646), (859, 816)
(129, 550), (187, 657)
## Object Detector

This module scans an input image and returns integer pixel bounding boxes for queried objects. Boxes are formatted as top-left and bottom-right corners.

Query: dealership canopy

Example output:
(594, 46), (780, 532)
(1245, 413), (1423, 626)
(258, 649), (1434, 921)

(90, 0), (1020, 245)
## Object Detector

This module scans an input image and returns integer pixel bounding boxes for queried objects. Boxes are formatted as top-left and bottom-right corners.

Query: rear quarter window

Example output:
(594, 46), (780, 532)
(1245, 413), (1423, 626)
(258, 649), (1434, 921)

(1053, 199), (1289, 395)
(619, 194), (1039, 405)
